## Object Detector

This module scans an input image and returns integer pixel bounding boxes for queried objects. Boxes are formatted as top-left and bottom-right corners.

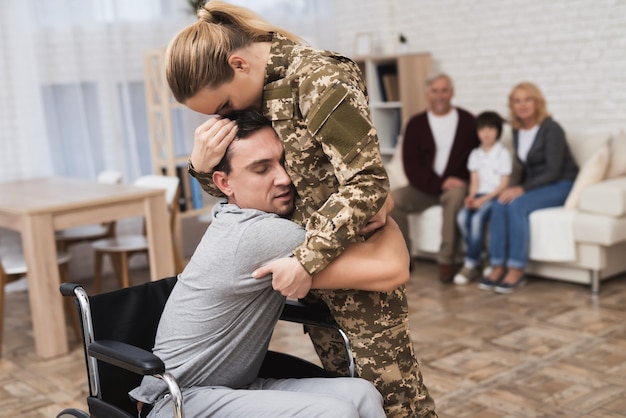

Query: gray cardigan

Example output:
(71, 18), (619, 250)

(513, 117), (579, 191)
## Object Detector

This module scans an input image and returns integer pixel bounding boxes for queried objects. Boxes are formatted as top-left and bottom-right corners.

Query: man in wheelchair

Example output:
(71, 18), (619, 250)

(129, 110), (411, 417)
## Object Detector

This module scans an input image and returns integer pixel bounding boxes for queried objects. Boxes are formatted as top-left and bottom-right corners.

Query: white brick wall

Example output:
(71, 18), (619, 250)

(337, 0), (626, 135)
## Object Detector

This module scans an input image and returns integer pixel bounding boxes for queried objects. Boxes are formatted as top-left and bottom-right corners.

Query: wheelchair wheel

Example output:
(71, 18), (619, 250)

(56, 408), (91, 418)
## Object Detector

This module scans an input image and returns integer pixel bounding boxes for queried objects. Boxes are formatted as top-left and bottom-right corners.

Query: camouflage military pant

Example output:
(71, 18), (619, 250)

(304, 285), (437, 418)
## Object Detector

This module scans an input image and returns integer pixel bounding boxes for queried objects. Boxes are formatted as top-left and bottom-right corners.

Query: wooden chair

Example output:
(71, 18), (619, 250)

(90, 175), (182, 293)
(55, 170), (124, 252)
(0, 250), (79, 356)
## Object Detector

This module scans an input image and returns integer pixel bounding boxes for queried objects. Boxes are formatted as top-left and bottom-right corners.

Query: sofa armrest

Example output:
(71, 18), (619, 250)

(385, 153), (409, 190)
(579, 177), (626, 217)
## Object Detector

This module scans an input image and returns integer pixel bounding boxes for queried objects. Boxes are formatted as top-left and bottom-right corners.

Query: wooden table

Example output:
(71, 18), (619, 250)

(0, 177), (175, 358)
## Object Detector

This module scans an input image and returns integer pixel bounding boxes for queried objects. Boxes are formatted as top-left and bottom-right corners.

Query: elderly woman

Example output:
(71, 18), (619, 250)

(480, 82), (578, 293)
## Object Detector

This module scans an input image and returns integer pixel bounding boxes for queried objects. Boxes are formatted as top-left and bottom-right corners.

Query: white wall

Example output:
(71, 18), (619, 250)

(336, 0), (626, 135)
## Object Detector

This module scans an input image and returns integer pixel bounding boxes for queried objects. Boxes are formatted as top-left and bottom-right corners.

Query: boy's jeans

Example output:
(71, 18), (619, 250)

(456, 195), (493, 267)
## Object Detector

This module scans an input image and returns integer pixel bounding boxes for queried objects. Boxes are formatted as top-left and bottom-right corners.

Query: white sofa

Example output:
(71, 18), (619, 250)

(385, 126), (626, 293)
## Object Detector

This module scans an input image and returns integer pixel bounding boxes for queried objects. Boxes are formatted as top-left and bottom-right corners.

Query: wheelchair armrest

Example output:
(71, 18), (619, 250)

(280, 299), (338, 329)
(88, 340), (165, 376)
(280, 299), (356, 378)
(60, 282), (83, 297)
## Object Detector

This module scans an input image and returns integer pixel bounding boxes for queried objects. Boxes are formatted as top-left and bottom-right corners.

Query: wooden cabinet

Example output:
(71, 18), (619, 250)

(354, 53), (432, 156)
(143, 47), (215, 219)
(144, 48), (218, 264)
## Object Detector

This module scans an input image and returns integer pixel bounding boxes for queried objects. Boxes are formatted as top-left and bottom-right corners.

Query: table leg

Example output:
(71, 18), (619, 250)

(21, 214), (69, 358)
(144, 194), (175, 281)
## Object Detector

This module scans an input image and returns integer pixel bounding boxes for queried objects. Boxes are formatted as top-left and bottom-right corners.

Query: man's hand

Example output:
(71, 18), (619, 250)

(498, 186), (524, 203)
(359, 193), (394, 235)
(252, 257), (312, 299)
(441, 176), (466, 191)
(189, 117), (238, 172)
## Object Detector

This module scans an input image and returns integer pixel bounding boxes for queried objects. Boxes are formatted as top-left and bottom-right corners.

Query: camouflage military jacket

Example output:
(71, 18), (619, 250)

(191, 33), (389, 275)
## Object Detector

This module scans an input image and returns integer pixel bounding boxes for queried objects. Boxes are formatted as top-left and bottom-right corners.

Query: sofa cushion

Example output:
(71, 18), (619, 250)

(407, 206), (442, 254)
(606, 131), (626, 179)
(529, 207), (576, 261)
(564, 143), (610, 210)
(573, 211), (626, 246)
(578, 177), (626, 217)
(564, 131), (612, 167)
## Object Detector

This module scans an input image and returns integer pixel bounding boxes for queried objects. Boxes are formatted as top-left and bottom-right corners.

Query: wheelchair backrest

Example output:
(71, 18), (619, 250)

(87, 276), (177, 415)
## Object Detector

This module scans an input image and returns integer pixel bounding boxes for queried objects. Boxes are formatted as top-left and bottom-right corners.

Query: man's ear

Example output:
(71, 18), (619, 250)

(213, 171), (234, 197)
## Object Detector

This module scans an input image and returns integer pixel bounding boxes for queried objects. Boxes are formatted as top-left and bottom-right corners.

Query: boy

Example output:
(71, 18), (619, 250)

(454, 111), (512, 286)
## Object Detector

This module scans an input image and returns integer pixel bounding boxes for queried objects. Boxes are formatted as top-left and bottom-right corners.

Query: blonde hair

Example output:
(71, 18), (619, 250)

(165, 1), (302, 103)
(508, 81), (551, 130)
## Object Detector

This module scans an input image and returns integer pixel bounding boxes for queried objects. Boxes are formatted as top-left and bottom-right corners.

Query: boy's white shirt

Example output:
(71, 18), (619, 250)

(467, 142), (512, 195)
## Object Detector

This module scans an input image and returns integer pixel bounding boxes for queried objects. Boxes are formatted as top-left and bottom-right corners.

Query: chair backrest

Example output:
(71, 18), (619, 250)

(87, 276), (177, 415)
(134, 175), (181, 236)
(133, 175), (180, 207)
(0, 252), (27, 277)
(97, 170), (123, 185)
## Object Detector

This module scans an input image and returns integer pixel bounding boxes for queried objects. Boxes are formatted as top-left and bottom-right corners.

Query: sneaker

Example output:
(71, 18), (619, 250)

(453, 266), (479, 285)
(478, 275), (500, 291)
(494, 277), (527, 294)
(482, 265), (493, 278)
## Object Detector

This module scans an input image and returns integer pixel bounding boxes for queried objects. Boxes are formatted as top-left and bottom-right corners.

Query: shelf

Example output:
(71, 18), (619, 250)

(354, 52), (432, 156)
(144, 47), (219, 264)
(370, 101), (402, 109)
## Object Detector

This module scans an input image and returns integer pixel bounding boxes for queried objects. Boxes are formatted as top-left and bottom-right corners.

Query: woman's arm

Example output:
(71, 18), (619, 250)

(188, 117), (239, 197)
(522, 119), (568, 191)
(310, 217), (410, 293)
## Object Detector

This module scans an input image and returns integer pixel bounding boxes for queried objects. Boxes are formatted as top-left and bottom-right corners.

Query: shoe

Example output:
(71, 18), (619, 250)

(478, 275), (500, 291)
(438, 263), (455, 283)
(453, 266), (480, 285)
(494, 277), (527, 294)
(482, 265), (493, 278)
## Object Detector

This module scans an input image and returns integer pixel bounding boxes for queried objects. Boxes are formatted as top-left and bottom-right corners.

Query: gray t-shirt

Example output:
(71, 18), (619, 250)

(130, 201), (305, 403)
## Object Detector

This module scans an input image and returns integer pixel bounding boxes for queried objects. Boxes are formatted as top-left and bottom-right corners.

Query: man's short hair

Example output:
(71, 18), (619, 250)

(214, 110), (273, 174)
(475, 111), (504, 139)
(425, 73), (454, 90)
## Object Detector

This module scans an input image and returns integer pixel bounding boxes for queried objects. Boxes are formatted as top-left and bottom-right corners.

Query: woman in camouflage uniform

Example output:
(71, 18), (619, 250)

(164, 2), (437, 417)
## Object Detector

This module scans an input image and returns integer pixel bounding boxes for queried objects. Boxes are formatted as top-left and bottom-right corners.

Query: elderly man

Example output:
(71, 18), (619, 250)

(390, 73), (479, 283)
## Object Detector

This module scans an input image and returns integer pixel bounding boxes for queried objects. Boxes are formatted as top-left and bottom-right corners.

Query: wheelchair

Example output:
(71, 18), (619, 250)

(57, 276), (354, 418)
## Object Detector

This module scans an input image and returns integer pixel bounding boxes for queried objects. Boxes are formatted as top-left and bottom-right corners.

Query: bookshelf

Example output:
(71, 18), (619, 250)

(354, 52), (433, 156)
(144, 48), (216, 263)
(143, 47), (214, 217)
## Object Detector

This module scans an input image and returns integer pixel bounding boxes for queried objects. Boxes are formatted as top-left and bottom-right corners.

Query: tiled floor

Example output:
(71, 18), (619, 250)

(2, 260), (625, 417)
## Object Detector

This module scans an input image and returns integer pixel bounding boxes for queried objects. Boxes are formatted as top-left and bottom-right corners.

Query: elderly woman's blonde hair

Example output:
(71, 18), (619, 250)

(165, 1), (302, 104)
(508, 81), (551, 130)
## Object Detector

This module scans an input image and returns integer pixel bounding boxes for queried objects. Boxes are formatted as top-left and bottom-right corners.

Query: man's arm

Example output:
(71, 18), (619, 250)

(402, 114), (444, 195)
